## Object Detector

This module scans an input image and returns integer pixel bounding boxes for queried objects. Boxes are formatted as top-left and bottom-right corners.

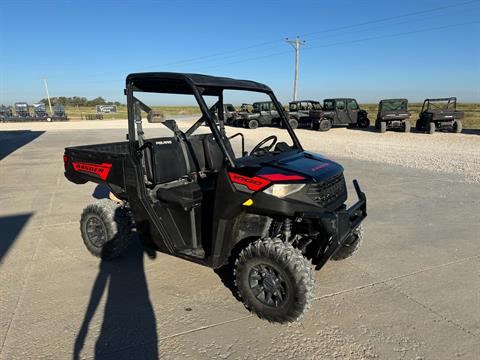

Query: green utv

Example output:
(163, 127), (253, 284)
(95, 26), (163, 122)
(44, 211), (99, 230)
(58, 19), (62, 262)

(311, 98), (370, 132)
(375, 99), (411, 133)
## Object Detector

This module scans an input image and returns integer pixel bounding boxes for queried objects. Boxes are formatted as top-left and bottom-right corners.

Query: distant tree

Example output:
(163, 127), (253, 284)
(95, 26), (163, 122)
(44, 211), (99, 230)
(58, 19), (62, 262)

(38, 96), (124, 106)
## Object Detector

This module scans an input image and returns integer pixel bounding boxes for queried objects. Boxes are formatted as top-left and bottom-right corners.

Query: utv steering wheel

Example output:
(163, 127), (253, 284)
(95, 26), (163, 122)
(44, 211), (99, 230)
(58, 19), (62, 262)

(250, 135), (278, 156)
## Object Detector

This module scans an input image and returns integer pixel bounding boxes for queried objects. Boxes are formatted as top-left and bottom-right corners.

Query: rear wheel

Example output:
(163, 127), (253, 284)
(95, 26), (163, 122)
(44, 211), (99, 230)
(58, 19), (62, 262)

(357, 117), (370, 128)
(453, 120), (462, 133)
(379, 121), (387, 133)
(80, 199), (132, 260)
(318, 119), (332, 132)
(428, 122), (435, 134)
(288, 118), (298, 129)
(403, 121), (411, 133)
(235, 238), (314, 323)
(248, 119), (259, 129)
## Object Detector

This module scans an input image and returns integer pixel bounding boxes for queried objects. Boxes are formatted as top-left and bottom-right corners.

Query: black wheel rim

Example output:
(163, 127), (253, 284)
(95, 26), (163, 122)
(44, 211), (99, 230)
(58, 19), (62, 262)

(85, 215), (107, 248)
(248, 264), (287, 307)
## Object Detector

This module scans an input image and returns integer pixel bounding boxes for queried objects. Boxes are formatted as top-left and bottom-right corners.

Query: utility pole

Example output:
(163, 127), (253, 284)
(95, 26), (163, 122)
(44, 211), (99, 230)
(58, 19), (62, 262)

(285, 36), (305, 101)
(42, 78), (53, 114)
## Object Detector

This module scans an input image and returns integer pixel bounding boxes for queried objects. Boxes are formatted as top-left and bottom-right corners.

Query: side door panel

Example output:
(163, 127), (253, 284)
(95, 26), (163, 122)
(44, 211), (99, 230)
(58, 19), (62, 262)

(346, 99), (359, 124)
(335, 99), (350, 125)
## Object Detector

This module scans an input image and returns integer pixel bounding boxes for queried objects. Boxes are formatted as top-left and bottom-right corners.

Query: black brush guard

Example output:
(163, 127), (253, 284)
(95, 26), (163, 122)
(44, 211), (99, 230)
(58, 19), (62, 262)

(297, 180), (367, 270)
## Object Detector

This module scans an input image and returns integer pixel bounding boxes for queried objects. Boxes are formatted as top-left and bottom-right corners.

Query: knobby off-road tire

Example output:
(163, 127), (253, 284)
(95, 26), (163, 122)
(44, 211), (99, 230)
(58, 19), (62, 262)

(234, 238), (314, 323)
(357, 117), (370, 128)
(80, 199), (132, 260)
(288, 118), (298, 129)
(379, 121), (387, 133)
(453, 120), (462, 133)
(318, 119), (332, 132)
(428, 122), (435, 134)
(403, 121), (411, 133)
(248, 119), (259, 129)
(331, 225), (363, 261)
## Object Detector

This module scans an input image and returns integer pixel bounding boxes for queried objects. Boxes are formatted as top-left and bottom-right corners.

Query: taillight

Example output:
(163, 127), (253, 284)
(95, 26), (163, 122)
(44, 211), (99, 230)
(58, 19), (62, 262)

(63, 155), (69, 170)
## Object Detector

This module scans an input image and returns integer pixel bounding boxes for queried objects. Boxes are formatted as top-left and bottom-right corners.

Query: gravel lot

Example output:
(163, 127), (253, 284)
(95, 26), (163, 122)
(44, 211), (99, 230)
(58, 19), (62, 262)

(4, 119), (479, 183)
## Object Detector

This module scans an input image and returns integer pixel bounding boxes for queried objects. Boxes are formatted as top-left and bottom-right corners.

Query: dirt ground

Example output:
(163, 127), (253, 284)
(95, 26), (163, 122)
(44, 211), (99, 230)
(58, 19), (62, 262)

(0, 120), (479, 359)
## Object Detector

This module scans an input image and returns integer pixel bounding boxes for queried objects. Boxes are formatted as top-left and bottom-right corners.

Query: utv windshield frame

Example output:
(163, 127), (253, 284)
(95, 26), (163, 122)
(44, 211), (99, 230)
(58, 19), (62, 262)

(125, 73), (303, 168)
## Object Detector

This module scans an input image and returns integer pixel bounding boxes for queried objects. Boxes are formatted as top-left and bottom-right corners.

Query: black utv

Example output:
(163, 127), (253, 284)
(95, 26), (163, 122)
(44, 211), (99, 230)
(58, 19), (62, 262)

(32, 103), (51, 121)
(288, 100), (323, 128)
(64, 72), (366, 323)
(312, 98), (370, 131)
(234, 101), (299, 129)
(375, 99), (411, 133)
(416, 97), (464, 134)
(52, 105), (69, 121)
(0, 105), (13, 121)
(14, 102), (31, 120)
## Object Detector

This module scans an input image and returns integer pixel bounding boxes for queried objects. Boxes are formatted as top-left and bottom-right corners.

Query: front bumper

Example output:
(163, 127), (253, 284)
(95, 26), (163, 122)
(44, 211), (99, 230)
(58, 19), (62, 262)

(297, 180), (367, 270)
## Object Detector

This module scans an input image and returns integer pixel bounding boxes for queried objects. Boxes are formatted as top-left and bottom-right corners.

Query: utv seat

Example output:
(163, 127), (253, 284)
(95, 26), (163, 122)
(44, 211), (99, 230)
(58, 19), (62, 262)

(203, 134), (225, 172)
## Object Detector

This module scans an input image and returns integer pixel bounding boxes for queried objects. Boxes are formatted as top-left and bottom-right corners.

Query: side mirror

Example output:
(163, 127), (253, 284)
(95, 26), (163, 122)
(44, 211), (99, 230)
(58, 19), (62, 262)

(147, 110), (165, 123)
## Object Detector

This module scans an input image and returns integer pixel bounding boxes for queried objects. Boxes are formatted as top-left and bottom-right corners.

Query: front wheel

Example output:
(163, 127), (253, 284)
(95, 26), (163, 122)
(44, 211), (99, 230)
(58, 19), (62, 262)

(403, 121), (411, 133)
(235, 238), (314, 323)
(379, 122), (387, 133)
(80, 199), (132, 260)
(428, 122), (435, 134)
(248, 119), (259, 129)
(357, 117), (370, 128)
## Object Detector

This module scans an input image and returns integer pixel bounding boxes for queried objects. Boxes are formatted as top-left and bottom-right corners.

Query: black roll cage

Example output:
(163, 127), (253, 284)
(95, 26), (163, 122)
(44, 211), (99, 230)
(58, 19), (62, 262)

(125, 74), (303, 169)
(421, 97), (457, 112)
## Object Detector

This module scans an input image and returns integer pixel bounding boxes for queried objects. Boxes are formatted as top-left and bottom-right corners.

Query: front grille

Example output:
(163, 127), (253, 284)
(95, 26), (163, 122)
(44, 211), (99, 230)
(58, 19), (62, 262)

(307, 173), (347, 207)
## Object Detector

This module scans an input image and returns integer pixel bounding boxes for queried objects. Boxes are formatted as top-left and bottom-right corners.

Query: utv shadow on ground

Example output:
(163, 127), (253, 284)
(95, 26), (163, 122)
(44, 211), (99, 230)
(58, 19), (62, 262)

(0, 131), (45, 160)
(0, 213), (33, 263)
(73, 240), (159, 360)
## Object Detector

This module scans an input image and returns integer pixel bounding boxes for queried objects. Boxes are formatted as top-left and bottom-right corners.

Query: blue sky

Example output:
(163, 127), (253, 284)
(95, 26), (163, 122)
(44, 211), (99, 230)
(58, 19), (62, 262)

(0, 0), (479, 105)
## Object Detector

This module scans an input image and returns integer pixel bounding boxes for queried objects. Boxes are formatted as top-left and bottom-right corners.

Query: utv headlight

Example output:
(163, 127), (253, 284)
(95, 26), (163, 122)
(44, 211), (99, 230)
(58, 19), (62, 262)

(264, 184), (305, 198)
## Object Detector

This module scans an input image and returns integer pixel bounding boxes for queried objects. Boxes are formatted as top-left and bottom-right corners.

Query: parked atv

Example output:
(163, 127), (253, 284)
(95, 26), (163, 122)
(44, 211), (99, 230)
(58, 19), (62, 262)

(64, 72), (367, 323)
(52, 105), (69, 121)
(13, 102), (31, 121)
(311, 98), (370, 131)
(375, 99), (411, 133)
(416, 97), (464, 134)
(288, 100), (323, 128)
(235, 101), (298, 129)
(32, 103), (51, 121)
(0, 105), (13, 121)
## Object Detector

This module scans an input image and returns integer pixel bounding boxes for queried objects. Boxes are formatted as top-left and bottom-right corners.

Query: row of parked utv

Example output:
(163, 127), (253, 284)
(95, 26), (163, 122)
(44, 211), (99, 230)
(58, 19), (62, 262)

(223, 97), (464, 134)
(0, 102), (68, 122)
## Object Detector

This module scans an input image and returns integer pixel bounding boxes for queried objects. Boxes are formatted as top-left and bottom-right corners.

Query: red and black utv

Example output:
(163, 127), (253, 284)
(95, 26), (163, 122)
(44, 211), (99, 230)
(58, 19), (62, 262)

(64, 73), (367, 323)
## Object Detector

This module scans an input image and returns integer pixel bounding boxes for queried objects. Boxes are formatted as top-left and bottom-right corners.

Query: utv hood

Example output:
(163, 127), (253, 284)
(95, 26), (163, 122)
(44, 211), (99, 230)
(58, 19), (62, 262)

(258, 151), (343, 182)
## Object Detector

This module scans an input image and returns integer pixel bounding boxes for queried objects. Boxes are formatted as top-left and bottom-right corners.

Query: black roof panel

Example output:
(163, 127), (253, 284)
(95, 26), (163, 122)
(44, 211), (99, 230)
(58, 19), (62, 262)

(126, 72), (271, 95)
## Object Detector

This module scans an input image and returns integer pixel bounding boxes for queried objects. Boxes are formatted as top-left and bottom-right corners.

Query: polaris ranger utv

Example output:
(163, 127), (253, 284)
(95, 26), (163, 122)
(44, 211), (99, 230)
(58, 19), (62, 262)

(235, 101), (298, 129)
(64, 73), (367, 323)
(52, 105), (69, 121)
(288, 100), (323, 129)
(375, 99), (411, 133)
(416, 97), (464, 134)
(32, 103), (51, 121)
(311, 98), (370, 131)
